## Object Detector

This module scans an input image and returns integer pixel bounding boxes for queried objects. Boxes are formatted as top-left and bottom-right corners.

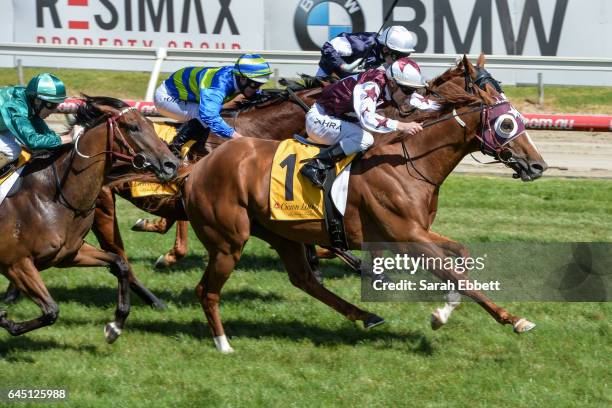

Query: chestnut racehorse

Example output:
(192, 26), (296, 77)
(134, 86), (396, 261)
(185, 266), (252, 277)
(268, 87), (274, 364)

(0, 96), (178, 342)
(91, 82), (328, 307)
(183, 56), (548, 353)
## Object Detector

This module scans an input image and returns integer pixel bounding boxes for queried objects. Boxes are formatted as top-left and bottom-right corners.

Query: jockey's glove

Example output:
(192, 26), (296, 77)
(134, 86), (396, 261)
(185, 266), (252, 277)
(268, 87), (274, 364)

(340, 58), (365, 74)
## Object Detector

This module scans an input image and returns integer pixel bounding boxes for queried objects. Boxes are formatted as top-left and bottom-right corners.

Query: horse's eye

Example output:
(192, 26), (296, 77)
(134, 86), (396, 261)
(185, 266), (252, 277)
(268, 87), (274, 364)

(500, 118), (514, 133)
(126, 123), (139, 132)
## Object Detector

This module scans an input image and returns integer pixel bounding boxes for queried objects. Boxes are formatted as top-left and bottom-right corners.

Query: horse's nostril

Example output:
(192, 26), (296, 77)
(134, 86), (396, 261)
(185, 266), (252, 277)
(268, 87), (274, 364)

(530, 163), (545, 173)
(164, 161), (177, 171)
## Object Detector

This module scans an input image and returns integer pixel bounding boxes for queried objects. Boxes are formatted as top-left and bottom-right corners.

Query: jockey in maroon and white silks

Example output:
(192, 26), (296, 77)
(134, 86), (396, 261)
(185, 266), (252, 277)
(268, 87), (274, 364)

(301, 57), (437, 188)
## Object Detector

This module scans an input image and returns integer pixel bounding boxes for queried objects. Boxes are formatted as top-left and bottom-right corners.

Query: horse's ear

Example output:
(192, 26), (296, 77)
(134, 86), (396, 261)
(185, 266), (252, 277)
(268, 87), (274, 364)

(477, 53), (486, 68)
(462, 55), (477, 79)
(92, 103), (120, 117)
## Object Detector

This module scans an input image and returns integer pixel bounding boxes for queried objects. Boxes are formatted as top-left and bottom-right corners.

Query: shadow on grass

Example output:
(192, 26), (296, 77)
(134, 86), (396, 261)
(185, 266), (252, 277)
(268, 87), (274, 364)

(127, 318), (435, 355)
(56, 315), (433, 355)
(0, 337), (98, 362)
(46, 286), (285, 308)
(128, 252), (359, 280)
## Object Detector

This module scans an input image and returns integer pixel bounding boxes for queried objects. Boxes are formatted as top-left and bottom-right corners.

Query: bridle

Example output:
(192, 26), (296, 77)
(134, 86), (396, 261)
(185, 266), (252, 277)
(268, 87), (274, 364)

(74, 106), (150, 169)
(54, 106), (150, 215)
(399, 69), (523, 186)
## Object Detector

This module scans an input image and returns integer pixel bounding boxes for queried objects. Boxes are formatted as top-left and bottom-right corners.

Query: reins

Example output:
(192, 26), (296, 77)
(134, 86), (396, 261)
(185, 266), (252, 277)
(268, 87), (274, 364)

(55, 105), (146, 215)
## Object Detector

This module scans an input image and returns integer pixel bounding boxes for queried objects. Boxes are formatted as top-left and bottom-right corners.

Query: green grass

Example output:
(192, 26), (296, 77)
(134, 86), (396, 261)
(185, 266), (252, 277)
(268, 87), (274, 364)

(0, 175), (610, 407)
(1, 67), (611, 114)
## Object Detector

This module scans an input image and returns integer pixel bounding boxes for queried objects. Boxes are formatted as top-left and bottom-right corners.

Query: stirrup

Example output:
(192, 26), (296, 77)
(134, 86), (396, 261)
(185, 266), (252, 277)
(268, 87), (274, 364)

(300, 161), (327, 188)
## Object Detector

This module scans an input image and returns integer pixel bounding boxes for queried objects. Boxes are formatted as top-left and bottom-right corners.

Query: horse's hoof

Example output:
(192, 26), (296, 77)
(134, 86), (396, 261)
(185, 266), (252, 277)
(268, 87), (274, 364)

(0, 310), (7, 320)
(513, 318), (536, 334)
(371, 273), (392, 285)
(312, 269), (324, 284)
(363, 313), (385, 329)
(104, 322), (122, 344)
(154, 254), (171, 269)
(150, 299), (167, 310)
(131, 218), (148, 232)
(431, 309), (447, 331)
(213, 335), (234, 354)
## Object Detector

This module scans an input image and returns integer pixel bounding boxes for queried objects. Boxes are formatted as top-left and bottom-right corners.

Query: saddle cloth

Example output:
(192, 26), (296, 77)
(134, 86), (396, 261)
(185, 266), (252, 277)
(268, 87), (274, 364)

(270, 139), (355, 221)
(0, 150), (32, 206)
(129, 123), (193, 198)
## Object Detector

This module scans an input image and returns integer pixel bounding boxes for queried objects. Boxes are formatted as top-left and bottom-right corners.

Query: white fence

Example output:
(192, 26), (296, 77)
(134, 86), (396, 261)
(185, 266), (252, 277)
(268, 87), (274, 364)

(2, 43), (612, 101)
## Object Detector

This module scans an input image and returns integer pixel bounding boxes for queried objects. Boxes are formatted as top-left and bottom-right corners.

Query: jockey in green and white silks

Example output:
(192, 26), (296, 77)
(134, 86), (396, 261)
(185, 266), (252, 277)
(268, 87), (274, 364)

(0, 73), (76, 174)
(154, 53), (272, 152)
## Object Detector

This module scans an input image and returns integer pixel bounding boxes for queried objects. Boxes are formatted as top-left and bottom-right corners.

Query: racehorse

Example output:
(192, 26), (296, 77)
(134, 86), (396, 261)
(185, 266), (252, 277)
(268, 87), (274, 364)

(0, 96), (178, 343)
(90, 81), (329, 307)
(183, 55), (548, 353)
(1, 80), (354, 308)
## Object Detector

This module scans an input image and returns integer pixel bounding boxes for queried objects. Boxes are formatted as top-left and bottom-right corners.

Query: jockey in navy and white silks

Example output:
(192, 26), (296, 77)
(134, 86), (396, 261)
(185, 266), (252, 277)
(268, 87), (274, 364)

(301, 58), (439, 188)
(316, 26), (417, 79)
(154, 53), (272, 152)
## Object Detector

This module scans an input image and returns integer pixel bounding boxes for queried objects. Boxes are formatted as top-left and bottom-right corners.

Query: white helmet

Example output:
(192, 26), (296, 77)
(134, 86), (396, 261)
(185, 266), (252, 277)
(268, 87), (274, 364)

(377, 26), (417, 54)
(385, 57), (426, 88)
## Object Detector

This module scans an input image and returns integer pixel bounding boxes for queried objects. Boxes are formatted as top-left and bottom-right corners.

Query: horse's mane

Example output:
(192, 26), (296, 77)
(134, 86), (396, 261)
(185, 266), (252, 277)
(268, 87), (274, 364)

(70, 94), (130, 129)
(226, 74), (325, 113)
(373, 60), (494, 148)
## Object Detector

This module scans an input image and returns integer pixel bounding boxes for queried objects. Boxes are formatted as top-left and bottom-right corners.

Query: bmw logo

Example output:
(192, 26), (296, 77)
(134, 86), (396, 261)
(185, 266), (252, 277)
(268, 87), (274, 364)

(294, 0), (366, 50)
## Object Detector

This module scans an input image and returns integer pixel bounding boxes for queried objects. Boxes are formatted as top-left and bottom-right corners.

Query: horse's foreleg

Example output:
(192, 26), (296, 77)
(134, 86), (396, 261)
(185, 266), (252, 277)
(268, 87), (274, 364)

(408, 231), (534, 333)
(58, 242), (131, 343)
(425, 231), (468, 330)
(196, 248), (240, 354)
(93, 189), (166, 309)
(0, 259), (59, 336)
(154, 220), (188, 269)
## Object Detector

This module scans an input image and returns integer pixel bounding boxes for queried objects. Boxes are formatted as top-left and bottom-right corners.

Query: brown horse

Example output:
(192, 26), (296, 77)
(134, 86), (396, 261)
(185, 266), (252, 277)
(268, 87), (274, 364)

(0, 96), (178, 342)
(183, 55), (548, 352)
(85, 82), (334, 308)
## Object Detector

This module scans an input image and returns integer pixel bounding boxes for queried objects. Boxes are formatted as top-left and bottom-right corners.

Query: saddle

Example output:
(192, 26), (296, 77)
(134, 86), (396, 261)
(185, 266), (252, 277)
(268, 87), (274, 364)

(0, 150), (32, 202)
(270, 137), (356, 249)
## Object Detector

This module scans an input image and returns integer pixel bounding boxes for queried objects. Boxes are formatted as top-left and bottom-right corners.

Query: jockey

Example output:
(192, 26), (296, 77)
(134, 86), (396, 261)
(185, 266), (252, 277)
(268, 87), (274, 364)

(301, 57), (437, 188)
(0, 73), (75, 175)
(316, 26), (417, 79)
(154, 53), (272, 153)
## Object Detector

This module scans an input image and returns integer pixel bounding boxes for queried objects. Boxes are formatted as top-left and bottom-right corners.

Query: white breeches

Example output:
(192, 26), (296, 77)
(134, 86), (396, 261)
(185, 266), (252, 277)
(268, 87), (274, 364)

(0, 130), (22, 162)
(154, 82), (201, 123)
(305, 103), (374, 155)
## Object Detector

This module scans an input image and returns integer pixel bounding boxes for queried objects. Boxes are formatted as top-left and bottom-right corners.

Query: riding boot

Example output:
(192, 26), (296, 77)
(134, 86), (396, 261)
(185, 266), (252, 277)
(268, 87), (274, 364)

(300, 143), (347, 188)
(170, 118), (206, 156)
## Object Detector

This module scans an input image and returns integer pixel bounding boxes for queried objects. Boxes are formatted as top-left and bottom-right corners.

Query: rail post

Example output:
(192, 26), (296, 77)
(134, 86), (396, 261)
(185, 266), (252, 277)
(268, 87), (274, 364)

(145, 47), (167, 102)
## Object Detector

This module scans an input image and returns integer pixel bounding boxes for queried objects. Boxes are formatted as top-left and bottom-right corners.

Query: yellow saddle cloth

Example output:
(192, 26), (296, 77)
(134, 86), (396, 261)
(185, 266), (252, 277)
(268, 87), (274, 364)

(0, 150), (31, 186)
(270, 139), (355, 221)
(129, 123), (193, 198)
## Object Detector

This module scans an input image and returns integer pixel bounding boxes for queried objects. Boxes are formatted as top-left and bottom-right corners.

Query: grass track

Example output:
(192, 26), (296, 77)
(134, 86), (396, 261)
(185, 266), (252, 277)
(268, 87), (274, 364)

(0, 174), (610, 407)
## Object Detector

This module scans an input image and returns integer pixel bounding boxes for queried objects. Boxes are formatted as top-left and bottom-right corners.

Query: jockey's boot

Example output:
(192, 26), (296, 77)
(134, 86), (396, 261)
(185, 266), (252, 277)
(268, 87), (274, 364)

(300, 143), (346, 188)
(0, 152), (16, 178)
(170, 119), (206, 156)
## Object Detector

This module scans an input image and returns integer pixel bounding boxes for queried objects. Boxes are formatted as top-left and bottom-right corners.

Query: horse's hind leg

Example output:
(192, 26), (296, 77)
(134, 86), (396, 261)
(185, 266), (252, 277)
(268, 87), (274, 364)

(92, 189), (166, 309)
(0, 259), (59, 336)
(254, 227), (383, 328)
(154, 220), (189, 269)
(58, 242), (131, 343)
